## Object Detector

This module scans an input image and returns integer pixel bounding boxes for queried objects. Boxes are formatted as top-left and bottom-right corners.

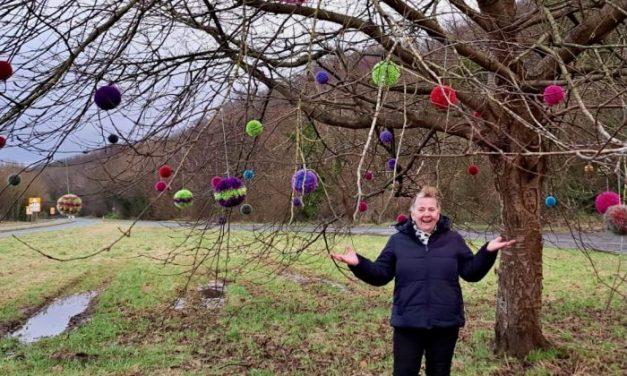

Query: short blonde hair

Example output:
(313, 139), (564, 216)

(411, 185), (440, 209)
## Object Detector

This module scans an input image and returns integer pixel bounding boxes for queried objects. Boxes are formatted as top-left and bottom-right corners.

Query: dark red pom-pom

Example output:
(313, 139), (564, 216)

(0, 61), (13, 81)
(0, 135), (6, 148)
(364, 170), (373, 181)
(467, 164), (479, 175)
(396, 213), (408, 223)
(159, 165), (173, 178)
(430, 85), (457, 110)
(358, 201), (368, 212)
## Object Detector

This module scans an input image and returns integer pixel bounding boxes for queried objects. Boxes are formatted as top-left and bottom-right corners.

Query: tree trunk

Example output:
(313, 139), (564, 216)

(490, 153), (551, 357)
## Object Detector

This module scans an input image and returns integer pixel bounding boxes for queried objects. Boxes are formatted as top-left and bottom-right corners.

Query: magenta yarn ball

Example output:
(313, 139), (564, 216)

(358, 201), (368, 212)
(211, 176), (222, 188)
(94, 85), (122, 110)
(291, 169), (318, 194)
(154, 181), (168, 192)
(386, 158), (396, 171)
(380, 130), (393, 143)
(604, 205), (627, 235)
(543, 85), (565, 106)
(364, 170), (373, 181)
(595, 191), (620, 214)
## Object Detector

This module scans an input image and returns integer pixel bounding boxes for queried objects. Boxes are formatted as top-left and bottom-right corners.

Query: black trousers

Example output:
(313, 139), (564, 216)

(393, 326), (460, 376)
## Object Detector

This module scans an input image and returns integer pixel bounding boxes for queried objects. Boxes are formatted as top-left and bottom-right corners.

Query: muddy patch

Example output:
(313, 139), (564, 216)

(174, 280), (226, 310)
(9, 291), (98, 343)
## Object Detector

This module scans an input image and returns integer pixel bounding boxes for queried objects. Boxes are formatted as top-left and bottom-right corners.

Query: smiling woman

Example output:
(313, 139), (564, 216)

(331, 185), (516, 376)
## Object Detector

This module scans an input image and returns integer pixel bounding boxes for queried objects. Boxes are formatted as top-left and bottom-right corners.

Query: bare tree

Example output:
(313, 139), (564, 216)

(3, 0), (627, 356)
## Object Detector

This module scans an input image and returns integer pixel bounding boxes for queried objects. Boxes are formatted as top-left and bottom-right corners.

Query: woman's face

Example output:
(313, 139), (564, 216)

(411, 197), (440, 233)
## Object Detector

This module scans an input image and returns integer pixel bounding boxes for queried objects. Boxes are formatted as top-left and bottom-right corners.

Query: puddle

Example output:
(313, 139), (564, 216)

(282, 273), (348, 292)
(10, 291), (98, 344)
(174, 281), (226, 310)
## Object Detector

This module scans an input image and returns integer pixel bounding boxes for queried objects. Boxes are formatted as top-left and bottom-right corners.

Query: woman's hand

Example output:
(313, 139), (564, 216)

(487, 236), (517, 252)
(330, 245), (359, 266)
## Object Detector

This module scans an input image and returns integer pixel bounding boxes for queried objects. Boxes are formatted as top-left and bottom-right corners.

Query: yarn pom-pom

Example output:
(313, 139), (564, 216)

(605, 204), (627, 235)
(430, 85), (458, 110)
(543, 85), (565, 106)
(595, 191), (620, 214)
(291, 169), (319, 194)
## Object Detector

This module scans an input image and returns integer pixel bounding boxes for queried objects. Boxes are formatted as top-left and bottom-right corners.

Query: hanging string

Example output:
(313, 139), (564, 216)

(220, 108), (230, 177)
(65, 160), (70, 194)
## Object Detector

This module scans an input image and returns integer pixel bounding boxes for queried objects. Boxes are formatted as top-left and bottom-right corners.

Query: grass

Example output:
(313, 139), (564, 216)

(0, 222), (624, 375)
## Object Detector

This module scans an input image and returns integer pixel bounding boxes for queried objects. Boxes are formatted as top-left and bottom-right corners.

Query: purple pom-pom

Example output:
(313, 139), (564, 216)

(379, 130), (393, 143)
(291, 169), (318, 194)
(386, 158), (396, 171)
(94, 85), (122, 110)
(217, 216), (227, 225)
(293, 197), (302, 207)
(595, 191), (620, 214)
(315, 71), (329, 84)
(214, 177), (247, 207)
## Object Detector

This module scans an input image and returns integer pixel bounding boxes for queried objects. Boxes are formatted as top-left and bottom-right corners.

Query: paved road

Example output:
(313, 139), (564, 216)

(2, 218), (626, 254)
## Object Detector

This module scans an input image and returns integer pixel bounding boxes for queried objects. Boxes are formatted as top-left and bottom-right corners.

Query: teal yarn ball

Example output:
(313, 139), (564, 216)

(173, 189), (193, 209)
(7, 174), (20, 186)
(243, 169), (255, 180)
(245, 120), (263, 137)
(545, 195), (557, 208)
(372, 61), (401, 86)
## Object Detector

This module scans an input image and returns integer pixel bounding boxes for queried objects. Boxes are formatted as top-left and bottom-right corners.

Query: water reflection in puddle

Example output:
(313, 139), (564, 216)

(10, 291), (97, 343)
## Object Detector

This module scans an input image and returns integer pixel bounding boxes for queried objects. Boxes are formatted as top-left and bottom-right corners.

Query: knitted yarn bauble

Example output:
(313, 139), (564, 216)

(213, 177), (247, 207)
(94, 85), (122, 110)
(57, 194), (83, 215)
(173, 189), (193, 209)
(291, 169), (318, 194)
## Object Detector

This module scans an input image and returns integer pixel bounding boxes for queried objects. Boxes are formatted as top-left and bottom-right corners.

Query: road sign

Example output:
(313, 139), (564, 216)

(28, 197), (42, 212)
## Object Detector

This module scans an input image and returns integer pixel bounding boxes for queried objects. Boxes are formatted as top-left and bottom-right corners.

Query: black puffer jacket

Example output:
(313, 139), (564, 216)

(348, 216), (496, 329)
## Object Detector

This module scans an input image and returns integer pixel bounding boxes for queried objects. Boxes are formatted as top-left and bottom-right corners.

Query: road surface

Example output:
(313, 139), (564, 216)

(1, 218), (625, 254)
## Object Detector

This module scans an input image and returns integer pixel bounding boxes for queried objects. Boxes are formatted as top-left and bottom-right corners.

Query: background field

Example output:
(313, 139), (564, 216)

(0, 223), (625, 375)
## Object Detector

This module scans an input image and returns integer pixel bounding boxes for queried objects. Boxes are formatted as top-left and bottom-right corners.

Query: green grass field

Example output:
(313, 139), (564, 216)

(0, 222), (625, 375)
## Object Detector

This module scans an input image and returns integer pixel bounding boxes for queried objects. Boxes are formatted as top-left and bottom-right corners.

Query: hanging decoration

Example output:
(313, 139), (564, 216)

(386, 158), (396, 171)
(467, 165), (479, 175)
(213, 177), (247, 207)
(371, 61), (401, 86)
(604, 205), (627, 235)
(396, 213), (408, 223)
(242, 169), (255, 181)
(94, 84), (122, 110)
(211, 176), (222, 189)
(7, 174), (20, 186)
(358, 201), (368, 212)
(293, 197), (302, 207)
(173, 189), (193, 209)
(154, 181), (168, 192)
(594, 191), (620, 214)
(291, 169), (319, 194)
(544, 195), (557, 208)
(240, 203), (253, 215)
(0, 135), (6, 148)
(363, 170), (374, 181)
(159, 165), (173, 178)
(107, 134), (119, 144)
(245, 120), (264, 137)
(584, 163), (594, 174)
(430, 85), (458, 110)
(0, 60), (12, 81)
(379, 130), (393, 143)
(56, 194), (83, 215)
(543, 85), (565, 106)
(315, 71), (329, 84)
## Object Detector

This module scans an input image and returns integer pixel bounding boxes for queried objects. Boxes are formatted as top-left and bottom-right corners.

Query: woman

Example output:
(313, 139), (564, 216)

(331, 186), (515, 376)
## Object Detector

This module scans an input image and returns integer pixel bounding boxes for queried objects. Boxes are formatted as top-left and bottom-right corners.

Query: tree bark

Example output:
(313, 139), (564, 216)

(490, 152), (551, 357)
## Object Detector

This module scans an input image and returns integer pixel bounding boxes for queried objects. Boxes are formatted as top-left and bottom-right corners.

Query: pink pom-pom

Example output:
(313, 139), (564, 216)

(211, 176), (222, 189)
(358, 201), (368, 212)
(363, 170), (374, 181)
(155, 181), (168, 192)
(595, 191), (620, 214)
(543, 85), (565, 106)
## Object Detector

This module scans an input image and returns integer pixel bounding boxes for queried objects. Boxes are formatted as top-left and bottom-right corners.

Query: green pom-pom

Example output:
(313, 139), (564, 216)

(371, 61), (401, 86)
(173, 189), (193, 209)
(245, 120), (263, 137)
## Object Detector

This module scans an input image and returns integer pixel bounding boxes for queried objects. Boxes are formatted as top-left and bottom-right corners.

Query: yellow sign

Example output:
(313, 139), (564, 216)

(28, 197), (42, 212)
